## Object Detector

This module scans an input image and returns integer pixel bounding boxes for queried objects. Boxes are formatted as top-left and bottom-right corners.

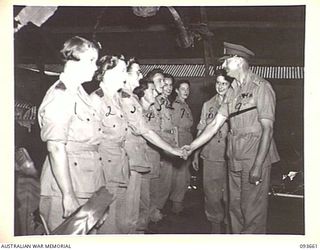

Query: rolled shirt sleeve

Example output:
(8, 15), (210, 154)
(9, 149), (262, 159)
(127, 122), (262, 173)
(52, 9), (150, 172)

(197, 102), (208, 131)
(38, 91), (74, 143)
(256, 82), (276, 121)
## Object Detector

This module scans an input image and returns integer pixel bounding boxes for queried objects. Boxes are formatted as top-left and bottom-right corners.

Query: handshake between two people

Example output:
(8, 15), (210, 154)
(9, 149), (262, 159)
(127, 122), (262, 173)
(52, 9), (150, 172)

(168, 144), (194, 160)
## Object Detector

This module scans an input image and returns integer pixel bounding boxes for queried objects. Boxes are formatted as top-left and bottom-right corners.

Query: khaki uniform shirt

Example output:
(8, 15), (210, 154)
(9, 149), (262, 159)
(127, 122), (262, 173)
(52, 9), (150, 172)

(90, 87), (131, 188)
(120, 91), (150, 173)
(218, 70), (280, 171)
(172, 97), (194, 147)
(197, 95), (228, 162)
(155, 95), (178, 147)
(143, 103), (161, 178)
(38, 77), (104, 198)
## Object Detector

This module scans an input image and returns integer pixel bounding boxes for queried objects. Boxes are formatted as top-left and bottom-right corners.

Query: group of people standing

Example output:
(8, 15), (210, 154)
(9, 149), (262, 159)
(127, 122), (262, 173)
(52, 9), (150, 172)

(37, 36), (194, 234)
(37, 36), (279, 235)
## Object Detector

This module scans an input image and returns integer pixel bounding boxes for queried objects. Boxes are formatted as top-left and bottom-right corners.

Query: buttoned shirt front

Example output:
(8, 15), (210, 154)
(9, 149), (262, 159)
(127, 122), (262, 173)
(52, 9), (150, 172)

(172, 97), (194, 147)
(218, 70), (280, 170)
(155, 95), (177, 146)
(38, 77), (104, 198)
(120, 91), (150, 172)
(197, 94), (228, 162)
(90, 87), (130, 187)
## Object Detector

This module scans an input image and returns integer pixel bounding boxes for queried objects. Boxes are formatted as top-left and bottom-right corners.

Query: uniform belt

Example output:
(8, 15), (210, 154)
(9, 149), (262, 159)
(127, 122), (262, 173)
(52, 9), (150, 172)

(162, 129), (175, 134)
(66, 142), (99, 152)
(229, 125), (261, 136)
(178, 128), (191, 133)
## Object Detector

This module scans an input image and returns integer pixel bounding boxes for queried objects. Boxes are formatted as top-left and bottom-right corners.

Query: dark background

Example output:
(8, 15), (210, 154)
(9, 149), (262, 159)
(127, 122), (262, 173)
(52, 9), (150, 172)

(13, 6), (305, 235)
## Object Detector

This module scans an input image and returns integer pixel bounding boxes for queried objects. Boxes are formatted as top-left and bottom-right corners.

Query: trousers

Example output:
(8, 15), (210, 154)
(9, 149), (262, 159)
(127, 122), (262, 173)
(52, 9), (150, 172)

(203, 159), (228, 224)
(229, 162), (271, 234)
(170, 158), (191, 203)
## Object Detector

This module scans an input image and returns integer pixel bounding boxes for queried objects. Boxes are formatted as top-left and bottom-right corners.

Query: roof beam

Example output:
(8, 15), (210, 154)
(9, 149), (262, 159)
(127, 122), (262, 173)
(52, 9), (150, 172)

(42, 21), (304, 34)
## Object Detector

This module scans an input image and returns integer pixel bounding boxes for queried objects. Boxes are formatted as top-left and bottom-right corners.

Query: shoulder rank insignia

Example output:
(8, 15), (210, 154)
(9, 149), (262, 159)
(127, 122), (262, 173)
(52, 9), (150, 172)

(55, 81), (67, 90)
(95, 88), (104, 98)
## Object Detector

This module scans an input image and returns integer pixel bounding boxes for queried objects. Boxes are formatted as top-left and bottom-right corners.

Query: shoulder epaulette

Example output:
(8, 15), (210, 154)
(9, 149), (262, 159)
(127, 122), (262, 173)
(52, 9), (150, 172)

(251, 73), (267, 86)
(120, 89), (131, 98)
(95, 88), (104, 98)
(55, 81), (67, 90)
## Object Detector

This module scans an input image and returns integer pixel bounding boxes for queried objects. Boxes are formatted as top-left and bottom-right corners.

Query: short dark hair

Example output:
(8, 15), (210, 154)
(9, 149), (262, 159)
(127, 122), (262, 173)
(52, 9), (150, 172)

(163, 73), (175, 84)
(214, 69), (233, 83)
(145, 68), (164, 82)
(126, 57), (140, 72)
(174, 79), (190, 90)
(133, 78), (154, 99)
(60, 36), (99, 62)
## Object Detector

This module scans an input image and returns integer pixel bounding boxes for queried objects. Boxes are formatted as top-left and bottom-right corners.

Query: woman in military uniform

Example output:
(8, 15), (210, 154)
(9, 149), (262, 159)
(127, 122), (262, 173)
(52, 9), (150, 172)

(133, 79), (162, 231)
(192, 69), (232, 233)
(91, 55), (184, 233)
(38, 36), (104, 232)
(171, 80), (194, 214)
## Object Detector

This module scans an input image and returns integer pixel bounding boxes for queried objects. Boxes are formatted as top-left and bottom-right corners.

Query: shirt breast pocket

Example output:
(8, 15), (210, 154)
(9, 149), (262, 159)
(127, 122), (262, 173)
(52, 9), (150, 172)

(71, 104), (96, 140)
(68, 152), (104, 197)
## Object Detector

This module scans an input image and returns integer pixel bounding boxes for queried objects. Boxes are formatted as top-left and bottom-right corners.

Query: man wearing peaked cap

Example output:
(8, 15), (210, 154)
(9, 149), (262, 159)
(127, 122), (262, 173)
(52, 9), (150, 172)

(182, 41), (280, 234)
(219, 42), (255, 61)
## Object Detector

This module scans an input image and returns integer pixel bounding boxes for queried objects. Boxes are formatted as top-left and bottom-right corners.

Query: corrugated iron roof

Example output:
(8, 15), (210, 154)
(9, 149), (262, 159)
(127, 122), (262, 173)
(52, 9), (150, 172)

(140, 64), (304, 79)
(17, 63), (304, 80)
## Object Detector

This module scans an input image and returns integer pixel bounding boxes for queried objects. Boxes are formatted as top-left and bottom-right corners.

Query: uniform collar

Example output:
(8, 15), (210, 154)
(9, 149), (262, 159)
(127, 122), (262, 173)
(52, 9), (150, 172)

(231, 70), (253, 89)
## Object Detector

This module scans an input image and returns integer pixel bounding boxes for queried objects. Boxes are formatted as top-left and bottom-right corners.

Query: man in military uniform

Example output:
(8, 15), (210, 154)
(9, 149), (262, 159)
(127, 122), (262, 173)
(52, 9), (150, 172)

(183, 42), (280, 234)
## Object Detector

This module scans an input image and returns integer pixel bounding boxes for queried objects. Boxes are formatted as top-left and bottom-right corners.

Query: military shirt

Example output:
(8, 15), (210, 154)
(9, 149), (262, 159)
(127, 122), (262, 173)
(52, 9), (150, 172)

(155, 95), (178, 146)
(120, 90), (150, 172)
(197, 94), (228, 162)
(172, 97), (194, 147)
(143, 103), (161, 178)
(38, 77), (105, 198)
(218, 70), (280, 170)
(90, 87), (130, 188)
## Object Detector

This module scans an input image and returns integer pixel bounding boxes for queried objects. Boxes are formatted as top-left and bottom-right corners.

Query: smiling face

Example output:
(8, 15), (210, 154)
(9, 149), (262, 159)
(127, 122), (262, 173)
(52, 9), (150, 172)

(215, 75), (231, 97)
(127, 62), (143, 90)
(163, 77), (173, 97)
(152, 73), (165, 94)
(176, 82), (190, 101)
(143, 82), (156, 104)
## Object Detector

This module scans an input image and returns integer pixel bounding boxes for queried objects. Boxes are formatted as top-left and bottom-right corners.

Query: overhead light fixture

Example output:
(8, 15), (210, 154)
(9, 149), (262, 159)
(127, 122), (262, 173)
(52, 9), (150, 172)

(132, 7), (160, 17)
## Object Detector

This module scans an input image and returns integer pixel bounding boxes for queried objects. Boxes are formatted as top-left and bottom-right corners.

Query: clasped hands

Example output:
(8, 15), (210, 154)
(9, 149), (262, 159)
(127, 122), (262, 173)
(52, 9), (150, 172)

(171, 145), (194, 160)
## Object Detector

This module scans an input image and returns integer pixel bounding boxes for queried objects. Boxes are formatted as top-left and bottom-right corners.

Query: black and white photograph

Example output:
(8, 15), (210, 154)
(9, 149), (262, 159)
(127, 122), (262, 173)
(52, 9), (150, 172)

(1, 1), (320, 250)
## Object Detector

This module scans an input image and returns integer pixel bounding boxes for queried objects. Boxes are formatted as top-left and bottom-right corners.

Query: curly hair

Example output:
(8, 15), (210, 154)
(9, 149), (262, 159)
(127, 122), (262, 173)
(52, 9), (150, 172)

(214, 69), (234, 83)
(94, 54), (125, 82)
